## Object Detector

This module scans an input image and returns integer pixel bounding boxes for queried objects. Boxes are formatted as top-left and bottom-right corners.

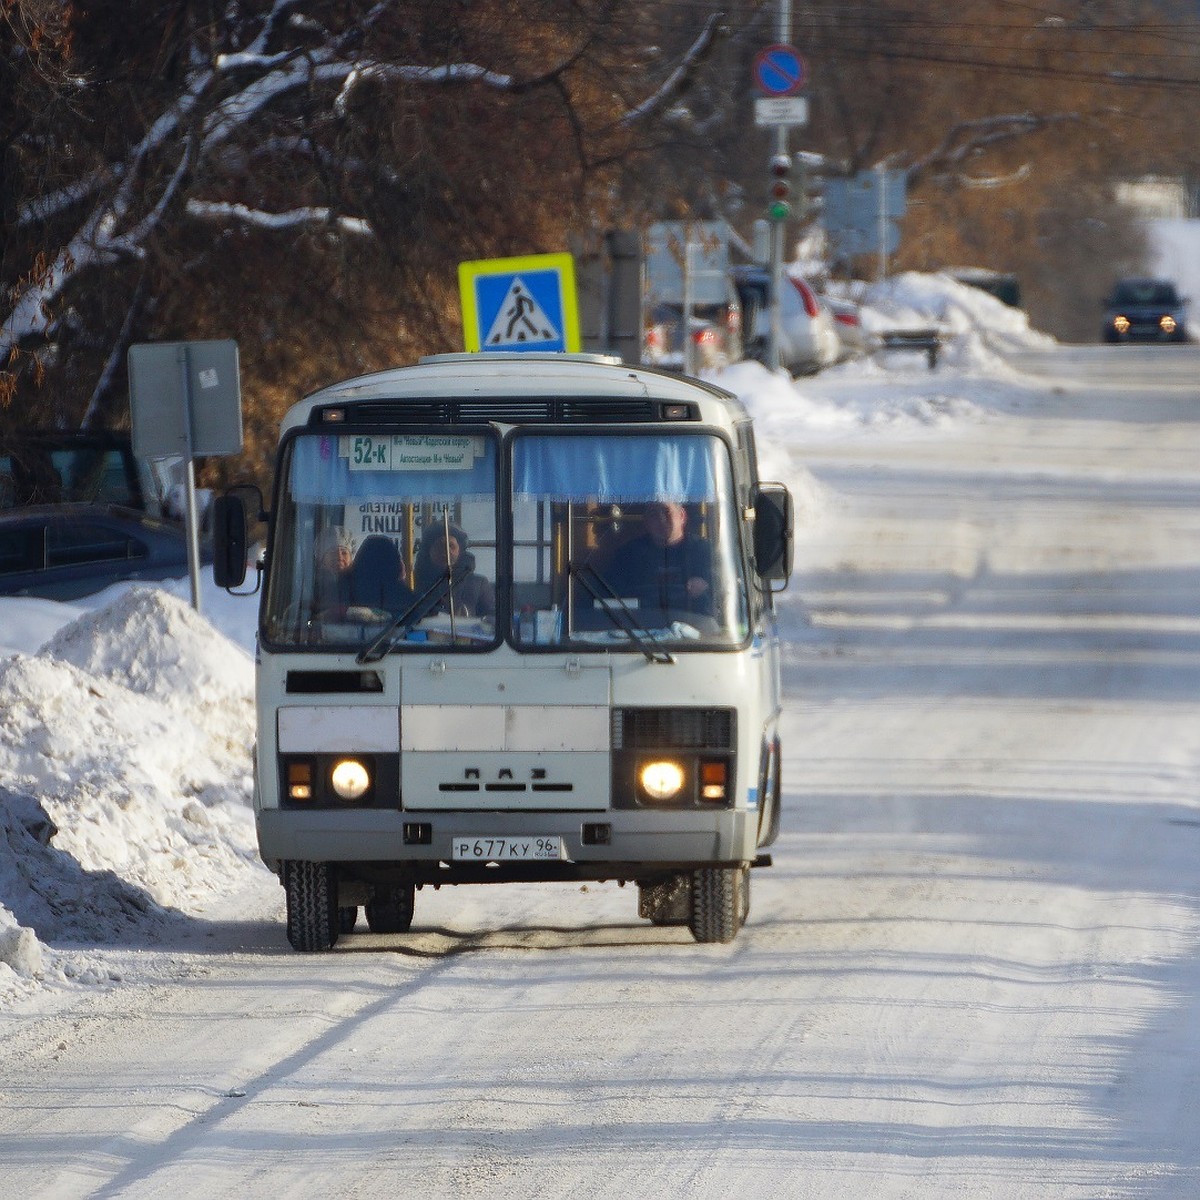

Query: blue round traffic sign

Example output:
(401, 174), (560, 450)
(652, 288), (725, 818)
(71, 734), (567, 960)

(753, 44), (807, 96)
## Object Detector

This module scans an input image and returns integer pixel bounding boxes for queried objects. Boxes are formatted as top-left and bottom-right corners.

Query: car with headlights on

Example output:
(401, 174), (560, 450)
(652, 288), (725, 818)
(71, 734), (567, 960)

(1102, 278), (1188, 343)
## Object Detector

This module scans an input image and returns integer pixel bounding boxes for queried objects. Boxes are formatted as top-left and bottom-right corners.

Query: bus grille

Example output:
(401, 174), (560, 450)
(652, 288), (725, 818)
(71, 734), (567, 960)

(313, 397), (695, 426)
(611, 707), (735, 751)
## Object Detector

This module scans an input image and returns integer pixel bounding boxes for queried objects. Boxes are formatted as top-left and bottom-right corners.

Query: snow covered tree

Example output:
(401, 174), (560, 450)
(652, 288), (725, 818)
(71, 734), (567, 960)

(0, 0), (732, 478)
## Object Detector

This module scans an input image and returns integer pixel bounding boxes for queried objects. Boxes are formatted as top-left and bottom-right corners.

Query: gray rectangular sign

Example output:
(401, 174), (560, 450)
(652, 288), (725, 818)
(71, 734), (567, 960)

(128, 340), (242, 459)
(645, 221), (730, 306)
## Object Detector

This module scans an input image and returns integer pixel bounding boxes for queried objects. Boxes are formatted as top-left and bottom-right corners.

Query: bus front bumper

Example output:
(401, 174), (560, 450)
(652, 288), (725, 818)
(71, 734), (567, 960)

(255, 806), (758, 883)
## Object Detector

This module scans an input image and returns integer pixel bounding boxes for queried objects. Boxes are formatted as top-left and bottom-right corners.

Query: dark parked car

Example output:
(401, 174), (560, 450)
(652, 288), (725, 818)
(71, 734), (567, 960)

(947, 267), (1023, 309)
(0, 431), (166, 514)
(0, 503), (204, 600)
(1102, 278), (1188, 343)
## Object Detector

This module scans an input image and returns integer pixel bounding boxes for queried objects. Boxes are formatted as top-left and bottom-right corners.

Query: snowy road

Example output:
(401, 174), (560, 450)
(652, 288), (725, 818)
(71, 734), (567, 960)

(4, 344), (1200, 1197)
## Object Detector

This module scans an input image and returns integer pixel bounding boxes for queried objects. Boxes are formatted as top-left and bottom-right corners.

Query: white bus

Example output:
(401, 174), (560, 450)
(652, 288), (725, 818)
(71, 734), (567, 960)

(214, 353), (792, 949)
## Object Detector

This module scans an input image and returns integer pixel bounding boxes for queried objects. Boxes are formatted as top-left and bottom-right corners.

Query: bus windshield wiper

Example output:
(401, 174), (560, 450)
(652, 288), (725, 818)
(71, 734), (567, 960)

(356, 567), (463, 664)
(569, 563), (674, 664)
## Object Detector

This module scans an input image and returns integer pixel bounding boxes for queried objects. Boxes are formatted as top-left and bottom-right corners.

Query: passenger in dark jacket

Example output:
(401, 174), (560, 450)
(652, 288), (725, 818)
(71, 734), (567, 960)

(350, 535), (416, 615)
(414, 522), (495, 619)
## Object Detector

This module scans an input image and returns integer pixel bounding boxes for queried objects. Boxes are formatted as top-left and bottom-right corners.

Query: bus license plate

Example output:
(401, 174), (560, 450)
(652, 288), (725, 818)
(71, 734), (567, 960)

(451, 836), (563, 862)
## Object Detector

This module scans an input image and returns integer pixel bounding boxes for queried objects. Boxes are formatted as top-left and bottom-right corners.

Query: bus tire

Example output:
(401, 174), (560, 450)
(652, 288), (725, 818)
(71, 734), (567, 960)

(689, 866), (749, 944)
(638, 874), (691, 925)
(365, 883), (416, 934)
(284, 860), (339, 952)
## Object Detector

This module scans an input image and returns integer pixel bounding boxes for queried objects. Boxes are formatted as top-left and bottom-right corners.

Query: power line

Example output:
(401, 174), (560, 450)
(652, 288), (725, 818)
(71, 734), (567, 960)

(811, 35), (1200, 91)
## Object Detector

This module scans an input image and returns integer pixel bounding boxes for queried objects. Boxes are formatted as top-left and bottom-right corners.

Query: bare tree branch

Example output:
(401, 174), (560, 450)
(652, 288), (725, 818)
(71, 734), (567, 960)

(904, 114), (1082, 189)
(187, 199), (372, 235)
(618, 12), (724, 128)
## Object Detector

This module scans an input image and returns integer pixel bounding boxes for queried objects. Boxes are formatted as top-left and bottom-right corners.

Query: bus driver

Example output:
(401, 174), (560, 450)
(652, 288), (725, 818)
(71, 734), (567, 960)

(605, 500), (713, 617)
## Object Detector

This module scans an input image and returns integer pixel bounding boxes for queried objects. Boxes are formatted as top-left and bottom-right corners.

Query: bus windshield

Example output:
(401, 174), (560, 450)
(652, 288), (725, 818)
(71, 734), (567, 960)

(510, 431), (749, 650)
(262, 427), (749, 652)
(263, 430), (500, 649)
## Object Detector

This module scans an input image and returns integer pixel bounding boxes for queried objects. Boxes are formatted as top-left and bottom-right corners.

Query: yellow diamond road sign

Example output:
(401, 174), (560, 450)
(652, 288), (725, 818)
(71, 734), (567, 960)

(458, 253), (580, 353)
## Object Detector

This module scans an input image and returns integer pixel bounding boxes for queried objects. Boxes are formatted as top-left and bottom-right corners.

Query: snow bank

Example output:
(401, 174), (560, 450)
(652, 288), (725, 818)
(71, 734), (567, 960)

(862, 270), (1056, 364)
(0, 589), (259, 1005)
(710, 360), (832, 531)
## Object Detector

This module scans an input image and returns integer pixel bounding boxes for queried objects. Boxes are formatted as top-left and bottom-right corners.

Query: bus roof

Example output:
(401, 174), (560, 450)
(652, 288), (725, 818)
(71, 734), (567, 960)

(283, 353), (748, 435)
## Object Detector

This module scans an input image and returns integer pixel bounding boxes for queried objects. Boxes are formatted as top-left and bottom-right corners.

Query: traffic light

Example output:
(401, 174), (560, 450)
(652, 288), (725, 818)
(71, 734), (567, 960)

(767, 154), (791, 222)
(801, 167), (823, 220)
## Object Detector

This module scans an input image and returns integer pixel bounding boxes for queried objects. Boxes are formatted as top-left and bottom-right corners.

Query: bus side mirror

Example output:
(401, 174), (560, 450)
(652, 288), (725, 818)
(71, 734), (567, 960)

(753, 483), (793, 585)
(212, 493), (249, 589)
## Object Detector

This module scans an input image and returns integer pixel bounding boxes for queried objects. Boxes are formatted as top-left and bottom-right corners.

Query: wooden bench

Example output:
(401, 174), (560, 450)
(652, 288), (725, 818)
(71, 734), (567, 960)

(877, 327), (942, 369)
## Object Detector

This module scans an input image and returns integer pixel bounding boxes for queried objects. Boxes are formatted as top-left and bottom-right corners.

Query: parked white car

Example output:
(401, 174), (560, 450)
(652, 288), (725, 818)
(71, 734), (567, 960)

(732, 265), (840, 374)
(825, 294), (868, 359)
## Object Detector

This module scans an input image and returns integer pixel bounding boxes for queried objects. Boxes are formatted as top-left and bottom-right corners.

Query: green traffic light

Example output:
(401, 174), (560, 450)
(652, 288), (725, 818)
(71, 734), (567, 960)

(768, 200), (790, 222)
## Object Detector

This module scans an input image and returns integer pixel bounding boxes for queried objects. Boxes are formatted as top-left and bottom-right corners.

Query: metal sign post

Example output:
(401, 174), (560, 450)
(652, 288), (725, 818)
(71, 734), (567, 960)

(752, 14), (803, 373)
(769, 143), (786, 373)
(128, 339), (243, 614)
(176, 348), (203, 611)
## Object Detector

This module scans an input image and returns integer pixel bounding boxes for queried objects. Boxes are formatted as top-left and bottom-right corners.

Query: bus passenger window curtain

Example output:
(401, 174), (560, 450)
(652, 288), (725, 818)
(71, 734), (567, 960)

(513, 434), (718, 503)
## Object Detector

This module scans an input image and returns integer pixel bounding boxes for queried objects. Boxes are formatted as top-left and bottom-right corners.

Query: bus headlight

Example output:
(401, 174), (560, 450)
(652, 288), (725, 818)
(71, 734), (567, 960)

(639, 760), (686, 802)
(330, 758), (371, 801)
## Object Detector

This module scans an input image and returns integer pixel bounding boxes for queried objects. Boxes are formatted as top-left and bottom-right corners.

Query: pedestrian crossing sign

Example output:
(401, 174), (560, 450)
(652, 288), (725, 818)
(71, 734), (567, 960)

(458, 253), (580, 353)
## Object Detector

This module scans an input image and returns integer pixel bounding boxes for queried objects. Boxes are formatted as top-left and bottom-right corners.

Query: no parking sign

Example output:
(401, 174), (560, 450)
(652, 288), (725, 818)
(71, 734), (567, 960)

(753, 44), (807, 96)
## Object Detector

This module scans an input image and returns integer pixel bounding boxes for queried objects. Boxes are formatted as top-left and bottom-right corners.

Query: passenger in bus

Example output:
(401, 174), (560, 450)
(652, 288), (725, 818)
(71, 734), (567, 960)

(350, 535), (415, 616)
(604, 500), (713, 616)
(414, 522), (495, 619)
(313, 526), (355, 613)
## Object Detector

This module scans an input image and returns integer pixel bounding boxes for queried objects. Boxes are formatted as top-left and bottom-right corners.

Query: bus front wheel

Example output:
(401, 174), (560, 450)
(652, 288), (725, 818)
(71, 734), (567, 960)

(689, 865), (750, 944)
(283, 860), (339, 952)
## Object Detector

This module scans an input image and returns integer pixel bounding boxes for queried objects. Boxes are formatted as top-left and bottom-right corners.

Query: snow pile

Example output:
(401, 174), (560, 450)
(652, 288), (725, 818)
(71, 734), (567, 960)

(720, 358), (855, 435)
(0, 589), (259, 1003)
(42, 585), (254, 754)
(723, 349), (989, 451)
(708, 360), (833, 527)
(712, 270), (1055, 445)
(861, 270), (1056, 364)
